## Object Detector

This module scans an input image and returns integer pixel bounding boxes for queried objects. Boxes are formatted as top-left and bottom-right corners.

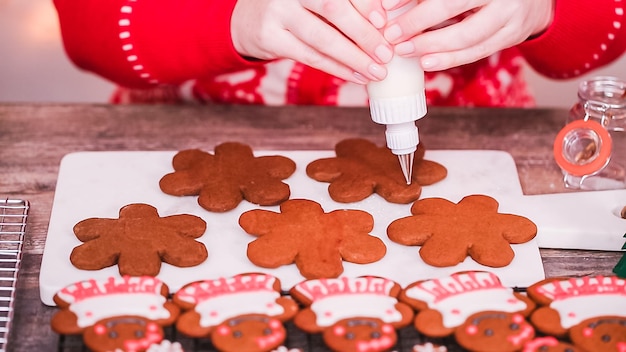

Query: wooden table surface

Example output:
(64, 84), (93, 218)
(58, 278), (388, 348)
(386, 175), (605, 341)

(1, 103), (624, 351)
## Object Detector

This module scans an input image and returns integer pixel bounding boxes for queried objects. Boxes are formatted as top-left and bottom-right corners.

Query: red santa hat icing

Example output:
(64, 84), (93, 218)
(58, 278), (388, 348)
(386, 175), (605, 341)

(404, 271), (527, 329)
(534, 275), (626, 329)
(292, 276), (403, 327)
(175, 273), (284, 327)
(56, 276), (171, 328)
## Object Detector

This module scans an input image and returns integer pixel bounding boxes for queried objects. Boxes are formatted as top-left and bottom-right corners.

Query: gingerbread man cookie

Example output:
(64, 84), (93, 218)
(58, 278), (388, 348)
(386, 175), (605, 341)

(50, 276), (179, 352)
(159, 143), (296, 212)
(70, 203), (208, 277)
(387, 195), (537, 267)
(173, 273), (299, 352)
(290, 276), (414, 352)
(306, 138), (447, 204)
(399, 271), (535, 339)
(239, 198), (386, 279)
(527, 275), (626, 350)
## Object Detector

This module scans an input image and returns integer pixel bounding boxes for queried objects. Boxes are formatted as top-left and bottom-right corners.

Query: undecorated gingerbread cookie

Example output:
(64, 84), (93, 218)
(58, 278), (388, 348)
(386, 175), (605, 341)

(159, 143), (296, 212)
(527, 275), (626, 350)
(306, 138), (447, 204)
(70, 203), (208, 277)
(387, 194), (537, 267)
(239, 198), (386, 279)
(290, 276), (414, 352)
(399, 271), (535, 345)
(50, 276), (179, 352)
(173, 273), (299, 352)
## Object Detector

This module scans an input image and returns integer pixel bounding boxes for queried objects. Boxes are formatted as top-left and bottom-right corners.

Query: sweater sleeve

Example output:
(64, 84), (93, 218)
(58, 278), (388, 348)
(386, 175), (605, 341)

(53, 0), (263, 88)
(518, 0), (626, 79)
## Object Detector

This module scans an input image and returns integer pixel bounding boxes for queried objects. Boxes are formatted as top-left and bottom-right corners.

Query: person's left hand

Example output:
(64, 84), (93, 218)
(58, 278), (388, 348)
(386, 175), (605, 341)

(382, 0), (555, 71)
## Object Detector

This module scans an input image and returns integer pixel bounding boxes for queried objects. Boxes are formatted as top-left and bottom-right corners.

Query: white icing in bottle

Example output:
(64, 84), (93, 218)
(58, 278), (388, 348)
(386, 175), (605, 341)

(366, 0), (427, 183)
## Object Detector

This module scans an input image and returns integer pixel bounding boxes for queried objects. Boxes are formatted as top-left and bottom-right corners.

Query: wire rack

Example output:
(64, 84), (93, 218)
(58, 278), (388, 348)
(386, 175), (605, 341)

(57, 323), (465, 352)
(0, 199), (28, 352)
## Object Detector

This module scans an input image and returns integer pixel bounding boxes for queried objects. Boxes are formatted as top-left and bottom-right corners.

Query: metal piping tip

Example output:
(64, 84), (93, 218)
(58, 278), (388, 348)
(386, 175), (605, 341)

(397, 152), (415, 185)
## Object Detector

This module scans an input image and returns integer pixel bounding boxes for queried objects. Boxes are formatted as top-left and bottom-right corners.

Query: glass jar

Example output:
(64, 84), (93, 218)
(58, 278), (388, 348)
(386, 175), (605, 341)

(554, 76), (626, 190)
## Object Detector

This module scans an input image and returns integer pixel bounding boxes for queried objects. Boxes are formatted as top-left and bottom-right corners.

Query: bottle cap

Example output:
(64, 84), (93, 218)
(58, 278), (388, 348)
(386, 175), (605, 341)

(368, 92), (427, 125)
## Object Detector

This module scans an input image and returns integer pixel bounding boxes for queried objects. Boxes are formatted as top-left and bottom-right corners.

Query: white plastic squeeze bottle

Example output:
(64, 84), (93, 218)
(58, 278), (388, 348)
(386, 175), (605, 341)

(366, 0), (426, 184)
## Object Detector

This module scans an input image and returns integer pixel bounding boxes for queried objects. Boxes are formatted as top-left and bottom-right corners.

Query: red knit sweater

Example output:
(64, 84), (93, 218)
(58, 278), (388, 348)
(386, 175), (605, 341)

(54, 0), (626, 107)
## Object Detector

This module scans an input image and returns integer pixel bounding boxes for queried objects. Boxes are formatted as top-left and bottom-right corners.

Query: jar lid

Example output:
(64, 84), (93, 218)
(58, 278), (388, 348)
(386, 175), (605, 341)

(553, 119), (613, 177)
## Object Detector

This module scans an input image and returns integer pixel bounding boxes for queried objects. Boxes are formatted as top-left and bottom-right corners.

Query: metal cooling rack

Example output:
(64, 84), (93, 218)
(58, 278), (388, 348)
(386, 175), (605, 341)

(0, 199), (28, 352)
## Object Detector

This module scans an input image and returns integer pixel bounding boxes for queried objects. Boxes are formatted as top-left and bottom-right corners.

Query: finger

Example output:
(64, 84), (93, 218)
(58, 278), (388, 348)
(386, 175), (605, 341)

(384, 0), (487, 43)
(271, 30), (375, 84)
(419, 25), (523, 71)
(349, 0), (387, 29)
(300, 0), (394, 64)
(410, 9), (508, 57)
(284, 7), (388, 81)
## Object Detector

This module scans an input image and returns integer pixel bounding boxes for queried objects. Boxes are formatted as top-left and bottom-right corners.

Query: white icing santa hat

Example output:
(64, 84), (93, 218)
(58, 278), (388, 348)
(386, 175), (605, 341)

(57, 276), (171, 328)
(534, 275), (626, 329)
(174, 273), (284, 328)
(292, 276), (403, 327)
(404, 271), (528, 329)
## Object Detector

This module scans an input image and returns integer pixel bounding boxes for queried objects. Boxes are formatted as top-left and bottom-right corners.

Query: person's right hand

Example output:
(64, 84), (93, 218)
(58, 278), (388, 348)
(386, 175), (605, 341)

(231, 0), (394, 84)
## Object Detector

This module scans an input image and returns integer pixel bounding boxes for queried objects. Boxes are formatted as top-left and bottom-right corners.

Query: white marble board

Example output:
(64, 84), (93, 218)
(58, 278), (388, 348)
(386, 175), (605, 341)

(39, 150), (546, 306)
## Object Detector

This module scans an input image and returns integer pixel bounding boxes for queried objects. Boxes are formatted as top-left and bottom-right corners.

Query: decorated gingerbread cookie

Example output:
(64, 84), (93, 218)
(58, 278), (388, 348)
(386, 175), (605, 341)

(290, 276), (414, 352)
(306, 138), (447, 204)
(159, 143), (296, 212)
(527, 275), (626, 350)
(387, 195), (537, 268)
(70, 203), (208, 277)
(399, 271), (535, 349)
(239, 198), (386, 279)
(50, 276), (179, 352)
(172, 273), (299, 352)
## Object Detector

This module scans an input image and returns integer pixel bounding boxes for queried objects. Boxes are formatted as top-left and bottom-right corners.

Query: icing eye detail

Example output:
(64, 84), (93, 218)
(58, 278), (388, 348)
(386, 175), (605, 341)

(345, 332), (356, 340)
(509, 323), (520, 331)
(263, 328), (272, 336)
(601, 334), (611, 343)
(483, 329), (494, 337)
(134, 330), (145, 338)
(371, 331), (381, 339)
(233, 330), (243, 339)
(109, 331), (118, 339)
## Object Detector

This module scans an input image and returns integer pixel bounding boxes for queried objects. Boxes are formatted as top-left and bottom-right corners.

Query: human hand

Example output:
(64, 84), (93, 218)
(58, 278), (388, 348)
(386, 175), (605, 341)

(231, 0), (394, 84)
(382, 0), (555, 71)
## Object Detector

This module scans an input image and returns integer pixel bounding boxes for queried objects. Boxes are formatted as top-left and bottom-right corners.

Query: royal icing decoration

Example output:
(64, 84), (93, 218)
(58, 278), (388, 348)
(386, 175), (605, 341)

(293, 277), (403, 327)
(535, 275), (626, 328)
(404, 272), (527, 328)
(175, 274), (284, 327)
(57, 276), (170, 328)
